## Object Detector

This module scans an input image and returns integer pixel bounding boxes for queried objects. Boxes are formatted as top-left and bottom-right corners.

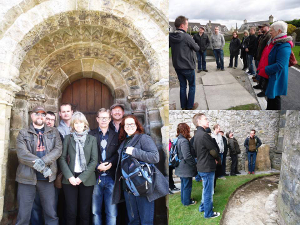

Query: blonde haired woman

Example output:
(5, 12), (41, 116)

(59, 112), (98, 225)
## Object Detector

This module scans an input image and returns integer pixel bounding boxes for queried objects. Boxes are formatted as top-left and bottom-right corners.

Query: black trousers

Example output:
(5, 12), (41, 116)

(230, 154), (238, 175)
(267, 96), (281, 110)
(62, 183), (94, 225)
(169, 166), (176, 189)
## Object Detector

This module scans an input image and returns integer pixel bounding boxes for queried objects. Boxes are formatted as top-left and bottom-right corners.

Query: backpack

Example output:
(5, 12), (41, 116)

(169, 138), (180, 167)
(121, 152), (155, 197)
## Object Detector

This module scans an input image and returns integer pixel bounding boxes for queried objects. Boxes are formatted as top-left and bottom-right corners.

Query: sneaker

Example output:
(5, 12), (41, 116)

(197, 70), (202, 73)
(169, 189), (174, 195)
(248, 171), (251, 174)
(235, 171), (241, 174)
(209, 212), (220, 218)
(252, 172), (255, 175)
(203, 69), (208, 72)
(257, 91), (266, 97)
(172, 187), (180, 191)
(189, 200), (197, 205)
(230, 173), (237, 176)
(218, 176), (226, 180)
(227, 66), (232, 68)
(188, 102), (199, 110)
(253, 84), (262, 89)
(223, 173), (229, 176)
(233, 67), (236, 69)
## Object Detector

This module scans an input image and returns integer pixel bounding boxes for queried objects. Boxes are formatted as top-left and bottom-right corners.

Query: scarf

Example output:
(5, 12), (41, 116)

(258, 33), (293, 79)
(72, 129), (89, 171)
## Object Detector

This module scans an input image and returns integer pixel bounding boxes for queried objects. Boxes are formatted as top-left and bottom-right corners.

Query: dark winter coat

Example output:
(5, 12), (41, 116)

(229, 37), (241, 56)
(246, 34), (257, 56)
(169, 29), (200, 69)
(256, 31), (271, 61)
(240, 36), (249, 59)
(16, 124), (62, 185)
(193, 33), (210, 52)
(244, 136), (262, 153)
(112, 134), (168, 204)
(193, 126), (220, 173)
(228, 137), (241, 155)
(174, 134), (197, 178)
(254, 34), (262, 60)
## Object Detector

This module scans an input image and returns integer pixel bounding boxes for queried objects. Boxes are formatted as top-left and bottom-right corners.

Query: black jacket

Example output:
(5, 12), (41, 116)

(193, 33), (210, 52)
(256, 31), (271, 61)
(112, 134), (168, 204)
(169, 29), (200, 69)
(174, 134), (197, 178)
(241, 36), (249, 59)
(222, 136), (228, 157)
(193, 126), (220, 173)
(228, 137), (241, 155)
(89, 128), (119, 179)
(246, 34), (257, 55)
(229, 38), (241, 56)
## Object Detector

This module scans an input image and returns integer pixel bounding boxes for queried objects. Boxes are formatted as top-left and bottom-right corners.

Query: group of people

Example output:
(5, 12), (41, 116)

(231, 21), (294, 110)
(170, 113), (262, 219)
(15, 103), (168, 225)
(170, 15), (294, 110)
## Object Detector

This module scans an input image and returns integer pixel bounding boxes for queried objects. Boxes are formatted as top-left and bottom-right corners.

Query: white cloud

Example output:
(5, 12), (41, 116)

(169, 0), (300, 29)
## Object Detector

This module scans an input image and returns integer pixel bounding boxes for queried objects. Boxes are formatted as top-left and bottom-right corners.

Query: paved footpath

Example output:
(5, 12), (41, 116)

(169, 57), (259, 110)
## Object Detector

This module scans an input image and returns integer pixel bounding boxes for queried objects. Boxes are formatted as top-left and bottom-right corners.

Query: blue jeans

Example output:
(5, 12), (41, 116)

(92, 176), (117, 225)
(247, 54), (255, 74)
(31, 187), (59, 225)
(175, 69), (196, 109)
(196, 51), (207, 70)
(199, 172), (215, 218)
(124, 191), (154, 225)
(180, 177), (193, 205)
(195, 172), (202, 182)
(213, 49), (224, 70)
(248, 151), (257, 172)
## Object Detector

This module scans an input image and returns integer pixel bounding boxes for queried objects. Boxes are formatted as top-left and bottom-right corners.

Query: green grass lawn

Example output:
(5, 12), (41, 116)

(169, 174), (267, 225)
(292, 45), (300, 65)
(227, 104), (261, 110)
(223, 41), (230, 57)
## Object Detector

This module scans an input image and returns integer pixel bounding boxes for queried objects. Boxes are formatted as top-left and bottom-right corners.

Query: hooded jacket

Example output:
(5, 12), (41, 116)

(169, 29), (200, 69)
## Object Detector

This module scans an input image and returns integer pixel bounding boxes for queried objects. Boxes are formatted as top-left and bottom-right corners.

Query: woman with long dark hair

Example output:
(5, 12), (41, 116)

(228, 32), (241, 69)
(112, 115), (168, 225)
(175, 123), (197, 206)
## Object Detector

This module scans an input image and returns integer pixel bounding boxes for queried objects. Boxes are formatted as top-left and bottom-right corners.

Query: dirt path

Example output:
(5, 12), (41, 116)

(222, 175), (280, 225)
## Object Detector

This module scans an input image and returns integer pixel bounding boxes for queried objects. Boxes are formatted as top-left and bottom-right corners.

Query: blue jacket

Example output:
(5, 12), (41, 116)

(265, 37), (292, 99)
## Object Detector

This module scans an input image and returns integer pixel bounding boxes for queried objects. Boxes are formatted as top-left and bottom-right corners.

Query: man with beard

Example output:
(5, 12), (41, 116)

(57, 103), (73, 140)
(109, 104), (125, 132)
(253, 23), (271, 97)
(193, 26), (210, 73)
(15, 106), (62, 225)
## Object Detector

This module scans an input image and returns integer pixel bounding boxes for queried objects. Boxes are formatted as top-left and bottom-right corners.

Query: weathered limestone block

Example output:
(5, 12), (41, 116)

(245, 144), (271, 171)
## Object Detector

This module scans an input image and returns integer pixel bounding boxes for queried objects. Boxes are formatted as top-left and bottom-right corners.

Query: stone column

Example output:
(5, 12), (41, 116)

(277, 110), (300, 225)
(0, 79), (20, 222)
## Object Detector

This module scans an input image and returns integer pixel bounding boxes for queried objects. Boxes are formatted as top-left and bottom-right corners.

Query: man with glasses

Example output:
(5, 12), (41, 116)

(45, 111), (56, 127)
(109, 104), (125, 132)
(15, 106), (62, 225)
(89, 108), (120, 225)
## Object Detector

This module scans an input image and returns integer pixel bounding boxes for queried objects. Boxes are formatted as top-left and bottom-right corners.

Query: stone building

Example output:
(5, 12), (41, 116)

(169, 110), (286, 171)
(239, 15), (274, 32)
(169, 20), (228, 34)
(0, 0), (169, 223)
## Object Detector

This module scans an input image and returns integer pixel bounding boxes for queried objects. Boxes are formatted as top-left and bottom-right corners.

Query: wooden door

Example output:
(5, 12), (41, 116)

(61, 78), (114, 130)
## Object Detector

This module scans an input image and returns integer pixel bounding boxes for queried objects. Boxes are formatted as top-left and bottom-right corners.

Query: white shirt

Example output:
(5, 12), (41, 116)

(211, 132), (224, 154)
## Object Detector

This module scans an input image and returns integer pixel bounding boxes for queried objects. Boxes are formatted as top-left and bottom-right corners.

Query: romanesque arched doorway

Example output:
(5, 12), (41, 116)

(61, 78), (114, 130)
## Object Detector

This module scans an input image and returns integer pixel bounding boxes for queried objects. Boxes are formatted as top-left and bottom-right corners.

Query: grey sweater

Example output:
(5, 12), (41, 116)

(211, 33), (225, 50)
